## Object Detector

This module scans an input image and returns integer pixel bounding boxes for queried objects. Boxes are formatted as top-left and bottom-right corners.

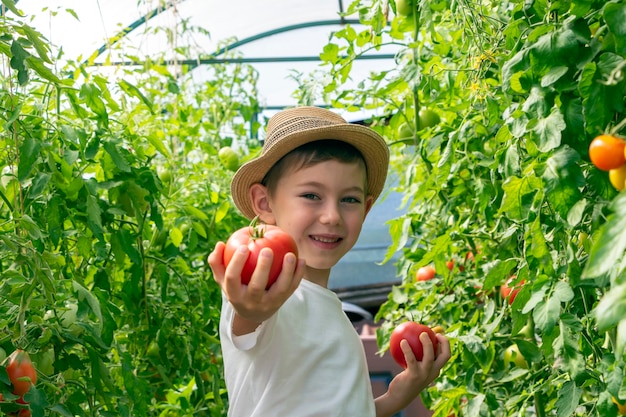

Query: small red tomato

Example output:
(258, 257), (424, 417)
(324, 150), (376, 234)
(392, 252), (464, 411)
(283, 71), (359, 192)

(446, 260), (454, 271)
(500, 276), (525, 305)
(416, 265), (436, 281)
(389, 322), (439, 368)
(223, 223), (298, 289)
(6, 349), (37, 396)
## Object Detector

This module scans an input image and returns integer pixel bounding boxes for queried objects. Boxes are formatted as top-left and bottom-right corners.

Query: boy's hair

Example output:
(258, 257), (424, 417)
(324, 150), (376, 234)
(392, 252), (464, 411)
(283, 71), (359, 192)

(261, 139), (367, 195)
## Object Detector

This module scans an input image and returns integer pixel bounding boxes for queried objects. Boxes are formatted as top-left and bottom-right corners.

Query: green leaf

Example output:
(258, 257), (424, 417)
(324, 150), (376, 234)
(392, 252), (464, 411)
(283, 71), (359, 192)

(103, 142), (132, 173)
(541, 66), (569, 87)
(542, 146), (583, 219)
(532, 107), (566, 152)
(119, 80), (154, 114)
(0, 0), (23, 16)
(555, 381), (582, 417)
(86, 194), (104, 237)
(526, 217), (550, 260)
(320, 43), (340, 63)
(20, 23), (52, 63)
(26, 56), (61, 84)
(583, 192), (626, 278)
(80, 83), (109, 123)
(19, 214), (43, 240)
(499, 175), (542, 221)
(484, 259), (518, 290)
(170, 227), (183, 248)
(17, 137), (41, 182)
(604, 3), (626, 55)
(593, 283), (626, 332)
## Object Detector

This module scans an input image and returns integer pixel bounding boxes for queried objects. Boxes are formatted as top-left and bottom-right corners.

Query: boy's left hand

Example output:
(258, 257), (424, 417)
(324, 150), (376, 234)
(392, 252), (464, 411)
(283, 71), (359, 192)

(375, 332), (451, 417)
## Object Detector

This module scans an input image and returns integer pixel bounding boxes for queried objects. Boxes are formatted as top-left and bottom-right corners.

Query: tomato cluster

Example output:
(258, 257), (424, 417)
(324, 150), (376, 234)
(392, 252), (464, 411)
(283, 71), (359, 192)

(588, 134), (626, 191)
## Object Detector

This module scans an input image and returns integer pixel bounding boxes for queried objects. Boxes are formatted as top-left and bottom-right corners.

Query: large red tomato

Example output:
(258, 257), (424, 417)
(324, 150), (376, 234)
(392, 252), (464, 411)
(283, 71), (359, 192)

(6, 349), (37, 396)
(389, 322), (439, 368)
(223, 223), (298, 289)
(500, 276), (525, 305)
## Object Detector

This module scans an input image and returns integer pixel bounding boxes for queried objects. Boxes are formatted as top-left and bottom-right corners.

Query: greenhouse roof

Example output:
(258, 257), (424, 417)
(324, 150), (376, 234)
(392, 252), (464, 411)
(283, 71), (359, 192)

(15, 0), (401, 120)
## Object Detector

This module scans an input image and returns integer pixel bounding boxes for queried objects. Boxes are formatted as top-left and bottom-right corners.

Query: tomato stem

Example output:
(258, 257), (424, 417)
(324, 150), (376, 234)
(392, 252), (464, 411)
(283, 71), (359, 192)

(611, 117), (626, 135)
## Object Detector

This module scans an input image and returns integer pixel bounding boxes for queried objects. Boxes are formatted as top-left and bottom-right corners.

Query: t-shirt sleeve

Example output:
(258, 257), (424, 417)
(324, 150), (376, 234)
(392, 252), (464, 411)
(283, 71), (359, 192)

(221, 294), (268, 351)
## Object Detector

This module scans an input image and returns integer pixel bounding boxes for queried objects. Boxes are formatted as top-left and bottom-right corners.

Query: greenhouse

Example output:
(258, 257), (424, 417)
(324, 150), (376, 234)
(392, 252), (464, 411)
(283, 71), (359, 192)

(1, 0), (626, 416)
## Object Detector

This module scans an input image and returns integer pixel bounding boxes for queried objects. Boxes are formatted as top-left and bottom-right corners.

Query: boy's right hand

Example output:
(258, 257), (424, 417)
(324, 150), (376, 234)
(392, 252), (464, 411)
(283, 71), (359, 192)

(208, 242), (305, 335)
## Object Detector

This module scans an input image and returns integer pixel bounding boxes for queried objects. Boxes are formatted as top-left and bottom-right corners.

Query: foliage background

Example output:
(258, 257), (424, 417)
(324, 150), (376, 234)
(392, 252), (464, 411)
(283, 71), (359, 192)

(1, 0), (626, 416)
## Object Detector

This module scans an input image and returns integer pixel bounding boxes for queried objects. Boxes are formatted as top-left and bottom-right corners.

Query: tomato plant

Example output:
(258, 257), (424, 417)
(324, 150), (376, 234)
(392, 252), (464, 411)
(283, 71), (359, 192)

(223, 222), (298, 289)
(321, 0), (626, 415)
(416, 265), (436, 281)
(389, 322), (439, 368)
(6, 350), (36, 396)
(589, 134), (626, 171)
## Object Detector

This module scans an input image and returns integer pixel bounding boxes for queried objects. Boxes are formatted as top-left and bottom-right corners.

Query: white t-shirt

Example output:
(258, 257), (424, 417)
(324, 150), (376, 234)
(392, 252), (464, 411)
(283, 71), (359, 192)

(220, 279), (376, 417)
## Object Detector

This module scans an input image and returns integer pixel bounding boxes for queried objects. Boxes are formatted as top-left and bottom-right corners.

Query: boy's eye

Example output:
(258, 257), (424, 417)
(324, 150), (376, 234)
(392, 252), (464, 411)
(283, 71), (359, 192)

(301, 193), (319, 200)
(343, 196), (362, 204)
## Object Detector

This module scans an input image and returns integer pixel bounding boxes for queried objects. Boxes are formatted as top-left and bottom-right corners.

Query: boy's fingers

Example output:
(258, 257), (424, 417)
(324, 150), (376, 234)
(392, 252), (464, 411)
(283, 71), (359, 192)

(419, 332), (435, 363)
(270, 252), (304, 293)
(208, 242), (226, 284)
(435, 334), (452, 365)
(222, 245), (250, 296)
(400, 339), (416, 365)
(247, 247), (272, 292)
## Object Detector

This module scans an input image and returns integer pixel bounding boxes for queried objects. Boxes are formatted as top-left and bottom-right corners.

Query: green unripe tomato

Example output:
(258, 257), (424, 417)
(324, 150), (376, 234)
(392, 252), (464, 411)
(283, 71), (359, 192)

(218, 147), (240, 171)
(396, 0), (414, 16)
(504, 344), (528, 369)
(397, 122), (413, 139)
(418, 108), (441, 129)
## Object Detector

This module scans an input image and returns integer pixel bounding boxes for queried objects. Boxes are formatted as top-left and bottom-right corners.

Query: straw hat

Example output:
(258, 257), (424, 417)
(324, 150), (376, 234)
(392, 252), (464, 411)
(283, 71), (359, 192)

(231, 106), (389, 219)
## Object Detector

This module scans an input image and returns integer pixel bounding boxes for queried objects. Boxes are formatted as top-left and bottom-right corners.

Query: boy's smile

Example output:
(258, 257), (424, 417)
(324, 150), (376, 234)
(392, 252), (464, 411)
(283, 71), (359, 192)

(262, 159), (373, 286)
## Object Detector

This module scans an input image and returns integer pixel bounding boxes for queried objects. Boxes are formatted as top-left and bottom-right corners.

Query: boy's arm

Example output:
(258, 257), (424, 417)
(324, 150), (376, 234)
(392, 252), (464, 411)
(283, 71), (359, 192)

(374, 334), (451, 417)
(208, 242), (304, 335)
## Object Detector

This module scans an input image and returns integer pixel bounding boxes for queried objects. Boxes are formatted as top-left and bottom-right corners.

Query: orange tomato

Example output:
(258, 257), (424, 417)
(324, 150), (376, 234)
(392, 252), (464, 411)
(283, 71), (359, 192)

(416, 265), (436, 281)
(589, 134), (626, 171)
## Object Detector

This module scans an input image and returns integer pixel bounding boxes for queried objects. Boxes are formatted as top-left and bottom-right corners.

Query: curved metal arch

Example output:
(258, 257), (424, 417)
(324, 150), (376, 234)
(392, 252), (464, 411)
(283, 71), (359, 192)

(84, 0), (179, 65)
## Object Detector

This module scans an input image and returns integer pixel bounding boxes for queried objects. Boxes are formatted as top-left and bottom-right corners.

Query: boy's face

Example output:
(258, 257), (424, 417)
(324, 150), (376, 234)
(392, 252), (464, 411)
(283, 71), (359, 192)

(262, 159), (374, 274)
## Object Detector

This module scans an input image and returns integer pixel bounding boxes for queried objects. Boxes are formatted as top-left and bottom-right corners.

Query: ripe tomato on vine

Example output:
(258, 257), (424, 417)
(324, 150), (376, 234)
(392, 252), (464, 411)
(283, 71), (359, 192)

(588, 134), (626, 171)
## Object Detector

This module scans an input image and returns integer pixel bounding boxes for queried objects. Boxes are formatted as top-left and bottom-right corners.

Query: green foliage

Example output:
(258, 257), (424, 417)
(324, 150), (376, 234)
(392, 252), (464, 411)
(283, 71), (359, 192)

(0, 5), (260, 416)
(314, 0), (626, 415)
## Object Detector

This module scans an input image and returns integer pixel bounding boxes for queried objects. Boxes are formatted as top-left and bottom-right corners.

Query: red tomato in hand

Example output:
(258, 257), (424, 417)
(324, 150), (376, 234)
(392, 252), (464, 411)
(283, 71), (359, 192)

(223, 223), (298, 289)
(389, 322), (439, 368)
(6, 349), (37, 396)
(500, 276), (525, 305)
(416, 265), (436, 281)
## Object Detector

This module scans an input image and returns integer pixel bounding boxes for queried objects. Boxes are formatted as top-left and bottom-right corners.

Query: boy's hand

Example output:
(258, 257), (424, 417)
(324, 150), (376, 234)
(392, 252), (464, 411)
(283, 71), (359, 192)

(209, 242), (305, 334)
(375, 333), (451, 417)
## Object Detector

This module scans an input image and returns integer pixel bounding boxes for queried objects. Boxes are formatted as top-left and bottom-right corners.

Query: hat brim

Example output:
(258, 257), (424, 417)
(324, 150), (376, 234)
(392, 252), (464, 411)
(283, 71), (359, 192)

(231, 124), (389, 219)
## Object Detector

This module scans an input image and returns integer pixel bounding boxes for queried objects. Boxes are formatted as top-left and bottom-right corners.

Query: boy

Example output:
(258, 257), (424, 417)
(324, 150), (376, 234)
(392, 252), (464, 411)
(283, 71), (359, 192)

(208, 106), (450, 416)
